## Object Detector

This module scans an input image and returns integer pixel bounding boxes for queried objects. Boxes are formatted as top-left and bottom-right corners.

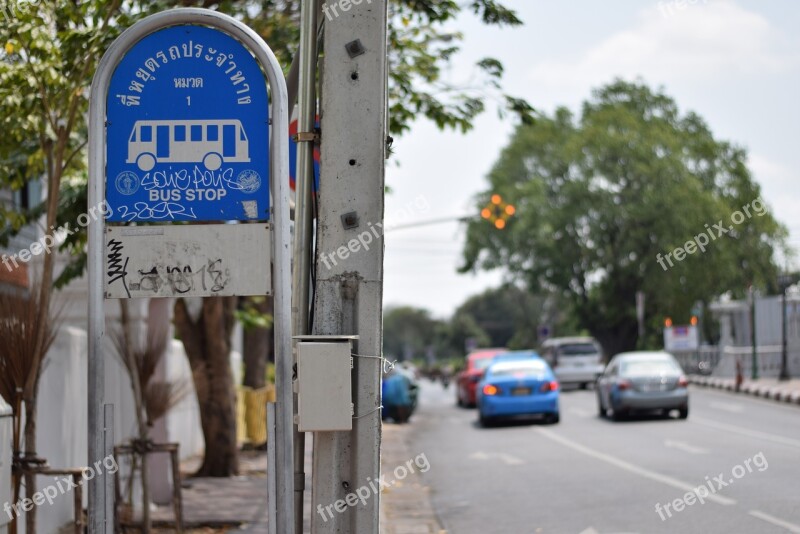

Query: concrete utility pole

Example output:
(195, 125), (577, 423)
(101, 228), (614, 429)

(311, 0), (389, 532)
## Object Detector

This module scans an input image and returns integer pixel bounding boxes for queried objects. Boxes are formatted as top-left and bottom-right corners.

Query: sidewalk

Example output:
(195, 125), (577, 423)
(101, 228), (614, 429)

(139, 422), (443, 533)
(689, 375), (800, 404)
(380, 422), (445, 534)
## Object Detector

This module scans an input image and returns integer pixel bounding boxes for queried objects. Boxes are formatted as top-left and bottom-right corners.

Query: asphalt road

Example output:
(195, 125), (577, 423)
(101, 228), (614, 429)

(406, 380), (800, 534)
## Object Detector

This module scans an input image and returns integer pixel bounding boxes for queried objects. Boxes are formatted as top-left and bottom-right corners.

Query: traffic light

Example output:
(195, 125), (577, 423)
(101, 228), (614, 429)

(481, 194), (515, 229)
(664, 317), (673, 327)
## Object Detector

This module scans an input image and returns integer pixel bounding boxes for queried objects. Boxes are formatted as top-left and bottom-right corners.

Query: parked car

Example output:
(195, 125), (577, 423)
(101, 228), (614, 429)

(596, 351), (689, 421)
(491, 350), (540, 364)
(477, 357), (560, 426)
(456, 348), (508, 407)
(540, 337), (605, 389)
(382, 366), (419, 423)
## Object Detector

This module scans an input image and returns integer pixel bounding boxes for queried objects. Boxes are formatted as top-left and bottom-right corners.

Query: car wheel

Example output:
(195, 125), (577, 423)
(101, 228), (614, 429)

(548, 413), (560, 424)
(596, 392), (606, 418)
(612, 408), (627, 422)
(580, 382), (588, 390)
(678, 407), (689, 419)
(478, 410), (491, 427)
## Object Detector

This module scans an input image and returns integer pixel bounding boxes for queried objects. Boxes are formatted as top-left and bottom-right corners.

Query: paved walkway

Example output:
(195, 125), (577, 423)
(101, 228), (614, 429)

(689, 375), (800, 404)
(141, 422), (442, 533)
(380, 423), (445, 534)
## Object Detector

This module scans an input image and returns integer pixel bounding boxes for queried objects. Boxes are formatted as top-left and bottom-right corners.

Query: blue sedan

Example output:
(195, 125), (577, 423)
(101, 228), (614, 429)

(477, 357), (560, 426)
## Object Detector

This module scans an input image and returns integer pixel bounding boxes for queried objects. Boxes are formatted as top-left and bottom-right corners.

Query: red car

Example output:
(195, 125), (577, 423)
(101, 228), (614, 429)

(456, 348), (508, 407)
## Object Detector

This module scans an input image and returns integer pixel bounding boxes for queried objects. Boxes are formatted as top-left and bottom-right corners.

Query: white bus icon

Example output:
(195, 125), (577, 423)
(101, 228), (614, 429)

(127, 119), (250, 171)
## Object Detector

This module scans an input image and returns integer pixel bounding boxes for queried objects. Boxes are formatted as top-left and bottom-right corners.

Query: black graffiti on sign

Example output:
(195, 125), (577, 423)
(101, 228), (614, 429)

(106, 239), (130, 298)
(128, 259), (230, 295)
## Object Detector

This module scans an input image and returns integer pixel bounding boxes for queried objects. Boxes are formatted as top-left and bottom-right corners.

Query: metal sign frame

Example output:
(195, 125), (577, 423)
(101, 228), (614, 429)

(88, 9), (292, 533)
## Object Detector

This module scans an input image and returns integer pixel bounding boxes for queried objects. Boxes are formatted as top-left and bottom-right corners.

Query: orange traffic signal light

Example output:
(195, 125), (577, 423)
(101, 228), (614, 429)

(664, 317), (673, 327)
(690, 316), (698, 326)
(482, 194), (515, 229)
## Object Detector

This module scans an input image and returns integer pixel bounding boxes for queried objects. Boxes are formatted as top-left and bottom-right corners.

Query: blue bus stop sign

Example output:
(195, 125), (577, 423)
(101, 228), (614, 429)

(106, 25), (269, 222)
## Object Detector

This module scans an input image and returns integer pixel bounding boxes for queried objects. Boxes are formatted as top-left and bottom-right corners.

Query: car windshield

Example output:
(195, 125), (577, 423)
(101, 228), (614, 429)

(620, 359), (680, 376)
(489, 360), (547, 377)
(472, 357), (496, 371)
(557, 343), (597, 356)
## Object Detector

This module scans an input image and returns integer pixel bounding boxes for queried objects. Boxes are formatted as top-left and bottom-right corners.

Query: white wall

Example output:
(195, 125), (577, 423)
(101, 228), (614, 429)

(28, 296), (206, 531)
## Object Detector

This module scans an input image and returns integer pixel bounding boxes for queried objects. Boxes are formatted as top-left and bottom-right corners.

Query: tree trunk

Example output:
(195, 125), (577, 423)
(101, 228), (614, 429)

(174, 298), (239, 477)
(242, 297), (273, 389)
(592, 323), (639, 361)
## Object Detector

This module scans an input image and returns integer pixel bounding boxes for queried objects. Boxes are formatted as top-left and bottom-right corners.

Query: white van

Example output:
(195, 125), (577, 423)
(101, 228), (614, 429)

(539, 337), (605, 389)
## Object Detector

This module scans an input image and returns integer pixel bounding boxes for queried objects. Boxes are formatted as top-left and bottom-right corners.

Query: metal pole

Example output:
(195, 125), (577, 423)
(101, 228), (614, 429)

(88, 44), (108, 533)
(267, 402), (278, 534)
(103, 404), (114, 534)
(750, 286), (758, 380)
(292, 0), (319, 531)
(780, 283), (790, 380)
(311, 1), (389, 531)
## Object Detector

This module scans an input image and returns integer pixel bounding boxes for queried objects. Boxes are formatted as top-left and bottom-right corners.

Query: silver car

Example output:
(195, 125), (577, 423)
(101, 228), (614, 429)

(596, 351), (689, 421)
(540, 337), (605, 389)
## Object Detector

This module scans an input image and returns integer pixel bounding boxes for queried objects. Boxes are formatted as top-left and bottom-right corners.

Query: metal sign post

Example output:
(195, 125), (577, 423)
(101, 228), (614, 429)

(89, 9), (291, 533)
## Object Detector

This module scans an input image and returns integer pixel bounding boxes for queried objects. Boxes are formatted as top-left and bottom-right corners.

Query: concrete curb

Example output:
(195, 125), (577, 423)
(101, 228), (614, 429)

(688, 375), (800, 406)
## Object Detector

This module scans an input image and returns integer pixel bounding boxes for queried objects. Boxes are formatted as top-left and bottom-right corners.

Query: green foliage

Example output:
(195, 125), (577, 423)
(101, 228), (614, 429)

(235, 296), (274, 330)
(434, 311), (490, 359)
(453, 283), (554, 349)
(383, 305), (441, 360)
(387, 0), (532, 133)
(460, 79), (789, 355)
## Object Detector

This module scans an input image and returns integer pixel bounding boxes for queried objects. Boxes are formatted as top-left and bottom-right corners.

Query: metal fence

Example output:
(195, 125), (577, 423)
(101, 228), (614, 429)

(672, 345), (800, 378)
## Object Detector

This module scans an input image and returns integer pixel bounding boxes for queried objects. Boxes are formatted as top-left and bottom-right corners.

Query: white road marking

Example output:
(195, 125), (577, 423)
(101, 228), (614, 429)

(709, 401), (744, 413)
(749, 510), (800, 533)
(535, 428), (736, 505)
(468, 451), (525, 466)
(691, 416), (800, 450)
(569, 408), (592, 417)
(664, 440), (709, 455)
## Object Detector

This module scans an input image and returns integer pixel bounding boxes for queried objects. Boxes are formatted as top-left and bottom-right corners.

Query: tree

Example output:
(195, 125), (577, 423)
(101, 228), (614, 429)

(0, 3), (129, 530)
(461, 80), (788, 356)
(383, 306), (441, 361)
(454, 283), (549, 349)
(1, 0), (530, 479)
(433, 311), (490, 360)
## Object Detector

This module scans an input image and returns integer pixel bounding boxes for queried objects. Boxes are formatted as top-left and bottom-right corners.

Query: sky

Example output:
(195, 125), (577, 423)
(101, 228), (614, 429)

(383, 0), (800, 319)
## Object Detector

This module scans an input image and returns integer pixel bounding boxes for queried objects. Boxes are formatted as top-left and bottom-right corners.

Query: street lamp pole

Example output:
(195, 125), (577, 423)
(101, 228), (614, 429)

(749, 286), (758, 380)
(778, 274), (792, 381)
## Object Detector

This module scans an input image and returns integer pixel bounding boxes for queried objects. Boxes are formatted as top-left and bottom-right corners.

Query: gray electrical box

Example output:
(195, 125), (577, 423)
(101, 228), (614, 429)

(295, 336), (357, 432)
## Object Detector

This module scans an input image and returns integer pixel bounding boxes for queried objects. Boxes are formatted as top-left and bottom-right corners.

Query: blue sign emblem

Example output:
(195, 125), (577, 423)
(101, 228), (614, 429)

(106, 25), (270, 222)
